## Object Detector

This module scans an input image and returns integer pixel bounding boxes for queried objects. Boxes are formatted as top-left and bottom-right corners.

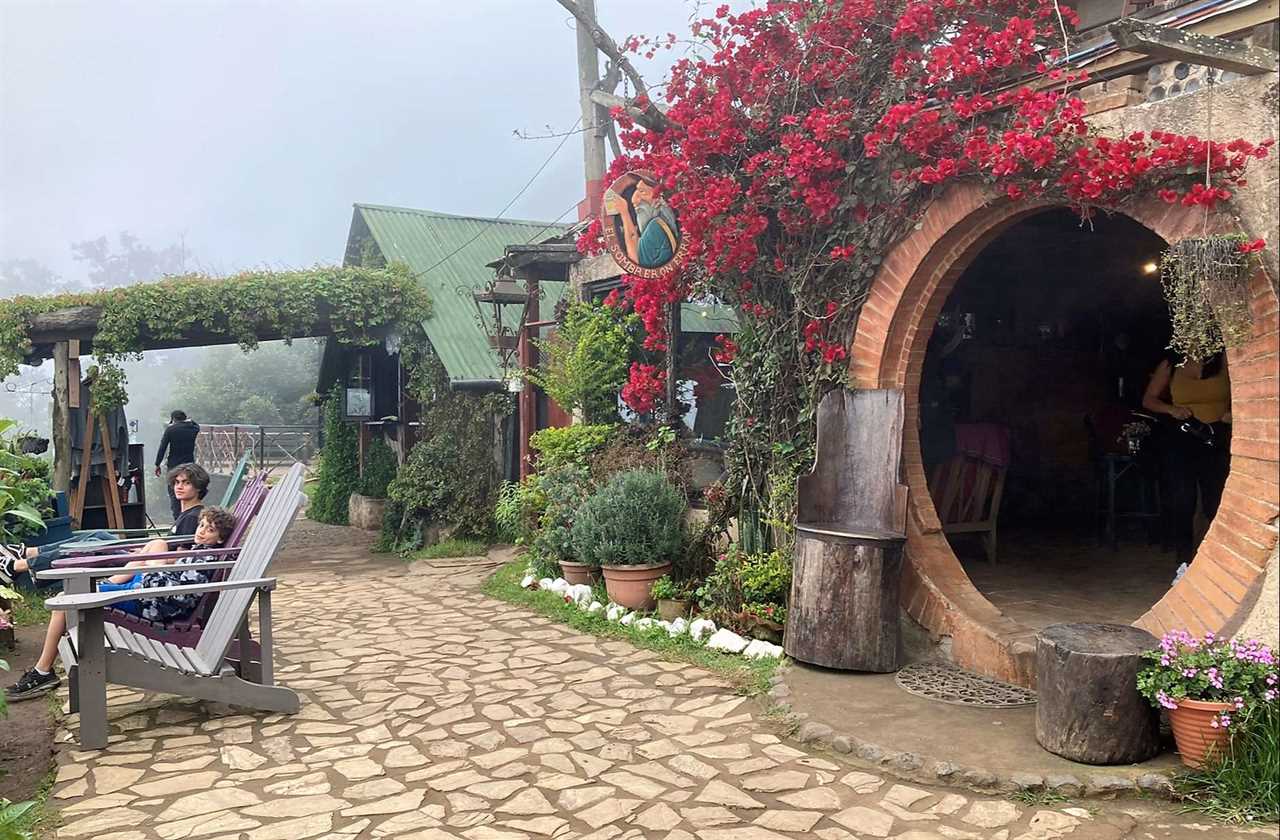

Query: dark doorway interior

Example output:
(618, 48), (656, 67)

(921, 208), (1180, 630)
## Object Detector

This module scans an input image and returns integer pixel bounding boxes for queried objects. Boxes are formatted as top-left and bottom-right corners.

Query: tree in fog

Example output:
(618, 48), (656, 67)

(70, 232), (191, 288)
(171, 340), (322, 426)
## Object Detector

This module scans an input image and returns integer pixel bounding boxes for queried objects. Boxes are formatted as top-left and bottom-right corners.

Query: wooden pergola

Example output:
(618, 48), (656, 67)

(21, 305), (356, 493)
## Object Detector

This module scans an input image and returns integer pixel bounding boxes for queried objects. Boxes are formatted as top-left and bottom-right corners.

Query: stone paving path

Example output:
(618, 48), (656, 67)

(45, 522), (1275, 840)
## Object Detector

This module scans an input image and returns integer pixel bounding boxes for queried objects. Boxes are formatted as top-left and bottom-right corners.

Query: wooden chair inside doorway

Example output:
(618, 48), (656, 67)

(929, 423), (1010, 565)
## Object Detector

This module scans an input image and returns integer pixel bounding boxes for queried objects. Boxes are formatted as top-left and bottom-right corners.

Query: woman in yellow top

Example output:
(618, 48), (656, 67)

(1143, 351), (1231, 565)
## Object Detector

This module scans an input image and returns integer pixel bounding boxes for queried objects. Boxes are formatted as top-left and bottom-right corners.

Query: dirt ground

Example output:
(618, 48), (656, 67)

(0, 622), (56, 804)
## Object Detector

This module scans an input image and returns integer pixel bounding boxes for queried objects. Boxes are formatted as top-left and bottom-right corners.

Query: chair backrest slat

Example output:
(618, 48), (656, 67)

(219, 452), (253, 508)
(191, 464), (305, 672)
(224, 475), (268, 547)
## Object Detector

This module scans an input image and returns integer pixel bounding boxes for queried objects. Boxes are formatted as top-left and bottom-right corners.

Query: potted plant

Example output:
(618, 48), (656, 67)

(572, 469), (685, 610)
(1137, 630), (1278, 768)
(651, 575), (694, 621)
(532, 464), (592, 584)
(348, 437), (398, 531)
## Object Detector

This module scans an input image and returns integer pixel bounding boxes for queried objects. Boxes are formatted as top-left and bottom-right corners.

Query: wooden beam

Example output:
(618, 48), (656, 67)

(51, 342), (71, 493)
(1108, 18), (1279, 76)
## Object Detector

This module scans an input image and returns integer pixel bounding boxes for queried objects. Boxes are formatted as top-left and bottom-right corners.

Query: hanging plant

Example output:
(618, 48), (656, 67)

(1160, 235), (1261, 362)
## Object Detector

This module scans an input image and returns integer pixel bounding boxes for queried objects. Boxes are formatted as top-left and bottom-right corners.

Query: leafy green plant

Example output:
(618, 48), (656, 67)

(0, 419), (51, 543)
(1161, 234), (1257, 363)
(357, 437), (398, 499)
(1175, 700), (1280, 823)
(308, 386), (359, 525)
(0, 798), (35, 840)
(409, 538), (489, 561)
(526, 301), (636, 423)
(696, 546), (792, 630)
(571, 470), (686, 568)
(650, 575), (684, 601)
(493, 482), (523, 544)
(529, 423), (616, 470)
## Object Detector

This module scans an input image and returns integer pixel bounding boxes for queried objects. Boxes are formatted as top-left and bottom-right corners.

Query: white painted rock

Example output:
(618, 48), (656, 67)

(520, 575), (537, 589)
(633, 617), (655, 631)
(538, 578), (555, 591)
(606, 603), (627, 621)
(743, 639), (785, 660)
(586, 601), (604, 614)
(667, 617), (688, 637)
(547, 578), (570, 594)
(705, 628), (749, 654)
(565, 584), (593, 606)
(619, 612), (637, 626)
(689, 618), (717, 642)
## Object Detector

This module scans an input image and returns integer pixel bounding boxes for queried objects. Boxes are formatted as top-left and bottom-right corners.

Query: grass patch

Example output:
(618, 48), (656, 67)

(1011, 788), (1070, 807)
(482, 560), (782, 696)
(10, 593), (51, 628)
(1174, 701), (1280, 824)
(409, 539), (489, 561)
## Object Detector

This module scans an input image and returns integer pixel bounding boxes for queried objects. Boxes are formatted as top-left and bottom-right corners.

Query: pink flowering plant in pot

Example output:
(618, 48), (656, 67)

(1137, 630), (1279, 768)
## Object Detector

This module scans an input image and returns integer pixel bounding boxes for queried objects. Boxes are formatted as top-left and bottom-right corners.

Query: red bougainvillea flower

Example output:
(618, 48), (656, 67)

(1238, 238), (1267, 254)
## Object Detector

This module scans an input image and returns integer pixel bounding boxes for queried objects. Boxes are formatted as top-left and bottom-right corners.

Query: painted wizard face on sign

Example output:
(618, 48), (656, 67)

(602, 170), (686, 277)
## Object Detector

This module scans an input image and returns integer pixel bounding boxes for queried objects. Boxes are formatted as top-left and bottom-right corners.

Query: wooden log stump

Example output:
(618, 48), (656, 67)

(785, 525), (904, 671)
(1035, 623), (1161, 765)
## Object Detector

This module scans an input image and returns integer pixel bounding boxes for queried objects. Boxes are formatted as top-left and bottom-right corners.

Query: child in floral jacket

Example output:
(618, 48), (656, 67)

(4, 506), (236, 702)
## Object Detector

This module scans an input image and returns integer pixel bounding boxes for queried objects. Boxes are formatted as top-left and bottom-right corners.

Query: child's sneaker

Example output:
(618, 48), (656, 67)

(5, 668), (59, 702)
(0, 545), (18, 586)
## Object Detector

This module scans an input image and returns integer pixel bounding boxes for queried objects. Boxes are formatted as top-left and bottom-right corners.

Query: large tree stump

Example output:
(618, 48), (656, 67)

(785, 525), (904, 671)
(1035, 623), (1161, 765)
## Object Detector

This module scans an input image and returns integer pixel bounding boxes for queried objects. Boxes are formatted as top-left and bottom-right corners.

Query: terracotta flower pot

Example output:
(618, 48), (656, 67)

(1168, 698), (1234, 768)
(602, 562), (672, 611)
(559, 560), (601, 587)
(657, 598), (692, 622)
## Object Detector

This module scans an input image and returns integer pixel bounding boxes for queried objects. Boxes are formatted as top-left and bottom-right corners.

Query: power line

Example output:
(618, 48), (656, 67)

(523, 199), (584, 244)
(415, 117), (583, 279)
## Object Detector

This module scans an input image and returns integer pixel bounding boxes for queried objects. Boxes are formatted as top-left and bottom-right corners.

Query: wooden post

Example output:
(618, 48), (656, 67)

(98, 421), (124, 530)
(576, 0), (607, 220)
(51, 342), (72, 493)
(518, 277), (540, 480)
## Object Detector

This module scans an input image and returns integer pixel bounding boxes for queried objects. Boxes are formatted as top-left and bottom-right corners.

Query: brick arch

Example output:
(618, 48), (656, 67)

(850, 183), (1280, 687)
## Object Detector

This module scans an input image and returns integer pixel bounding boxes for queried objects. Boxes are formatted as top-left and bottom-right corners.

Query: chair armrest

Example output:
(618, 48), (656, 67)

(52, 547), (241, 569)
(62, 536), (189, 556)
(46, 578), (278, 612)
(36, 560), (241, 582)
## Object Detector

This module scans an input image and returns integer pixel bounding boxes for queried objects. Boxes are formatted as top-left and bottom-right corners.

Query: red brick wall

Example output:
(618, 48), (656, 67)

(850, 183), (1280, 686)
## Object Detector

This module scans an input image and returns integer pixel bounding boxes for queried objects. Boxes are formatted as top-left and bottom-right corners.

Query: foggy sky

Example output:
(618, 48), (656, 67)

(0, 0), (708, 283)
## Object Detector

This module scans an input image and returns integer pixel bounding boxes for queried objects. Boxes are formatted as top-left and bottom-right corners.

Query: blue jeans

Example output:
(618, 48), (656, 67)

(17, 530), (119, 591)
(97, 574), (144, 616)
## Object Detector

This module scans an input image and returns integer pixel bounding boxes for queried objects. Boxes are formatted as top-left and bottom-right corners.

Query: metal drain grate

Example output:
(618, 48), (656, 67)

(895, 661), (1038, 708)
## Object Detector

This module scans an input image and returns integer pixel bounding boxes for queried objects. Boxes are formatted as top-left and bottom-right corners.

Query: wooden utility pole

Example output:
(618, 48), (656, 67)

(576, 0), (608, 220)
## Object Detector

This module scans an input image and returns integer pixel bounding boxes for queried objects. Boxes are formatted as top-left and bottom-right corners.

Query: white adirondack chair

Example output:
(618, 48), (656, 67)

(46, 463), (306, 749)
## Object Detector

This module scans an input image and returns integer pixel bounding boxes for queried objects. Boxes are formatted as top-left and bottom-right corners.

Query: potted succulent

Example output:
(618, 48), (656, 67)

(572, 470), (685, 611)
(1137, 630), (1278, 768)
(651, 575), (695, 621)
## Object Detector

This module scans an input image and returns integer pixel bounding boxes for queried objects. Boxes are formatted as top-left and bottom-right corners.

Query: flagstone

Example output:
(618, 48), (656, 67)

(578, 797), (643, 829)
(741, 770), (809, 793)
(157, 787), (263, 822)
(840, 771), (885, 794)
(681, 807), (742, 828)
(345, 777), (407, 799)
(634, 802), (683, 831)
(90, 765), (145, 794)
(245, 812), (334, 840)
(154, 810), (261, 840)
(695, 780), (765, 809)
(243, 794), (349, 818)
(496, 787), (556, 815)
(132, 771), (224, 798)
(831, 806), (895, 838)
(339, 789), (426, 816)
(333, 757), (384, 780)
(500, 816), (570, 836)
(753, 810), (824, 832)
(468, 779), (529, 800)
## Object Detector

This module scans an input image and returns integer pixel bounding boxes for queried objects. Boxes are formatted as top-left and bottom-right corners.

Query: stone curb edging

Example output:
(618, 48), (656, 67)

(763, 662), (1179, 802)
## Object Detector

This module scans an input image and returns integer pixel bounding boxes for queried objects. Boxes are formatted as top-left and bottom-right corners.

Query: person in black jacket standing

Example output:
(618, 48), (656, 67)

(155, 410), (200, 518)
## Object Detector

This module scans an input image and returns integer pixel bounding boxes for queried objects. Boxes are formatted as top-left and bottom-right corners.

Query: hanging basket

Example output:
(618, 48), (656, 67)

(1160, 235), (1256, 362)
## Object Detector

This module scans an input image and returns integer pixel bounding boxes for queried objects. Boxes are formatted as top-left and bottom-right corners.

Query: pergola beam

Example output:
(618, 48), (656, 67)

(1108, 18), (1279, 76)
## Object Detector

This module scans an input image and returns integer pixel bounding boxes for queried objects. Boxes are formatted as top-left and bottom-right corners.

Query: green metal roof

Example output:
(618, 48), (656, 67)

(346, 203), (570, 382)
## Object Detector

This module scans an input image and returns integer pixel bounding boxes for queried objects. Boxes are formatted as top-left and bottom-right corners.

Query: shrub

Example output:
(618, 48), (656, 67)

(0, 418), (52, 543)
(308, 386), (358, 525)
(388, 430), (496, 540)
(530, 423), (616, 470)
(493, 481), (522, 544)
(526, 301), (636, 423)
(650, 575), (680, 601)
(696, 546), (792, 629)
(532, 464), (590, 565)
(571, 470), (685, 568)
(357, 437), (398, 499)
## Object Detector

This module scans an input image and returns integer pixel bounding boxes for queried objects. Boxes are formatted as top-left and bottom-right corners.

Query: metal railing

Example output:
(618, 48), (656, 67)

(194, 424), (318, 474)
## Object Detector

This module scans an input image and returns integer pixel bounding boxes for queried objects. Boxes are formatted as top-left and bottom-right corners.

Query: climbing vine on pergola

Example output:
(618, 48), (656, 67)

(0, 265), (432, 411)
